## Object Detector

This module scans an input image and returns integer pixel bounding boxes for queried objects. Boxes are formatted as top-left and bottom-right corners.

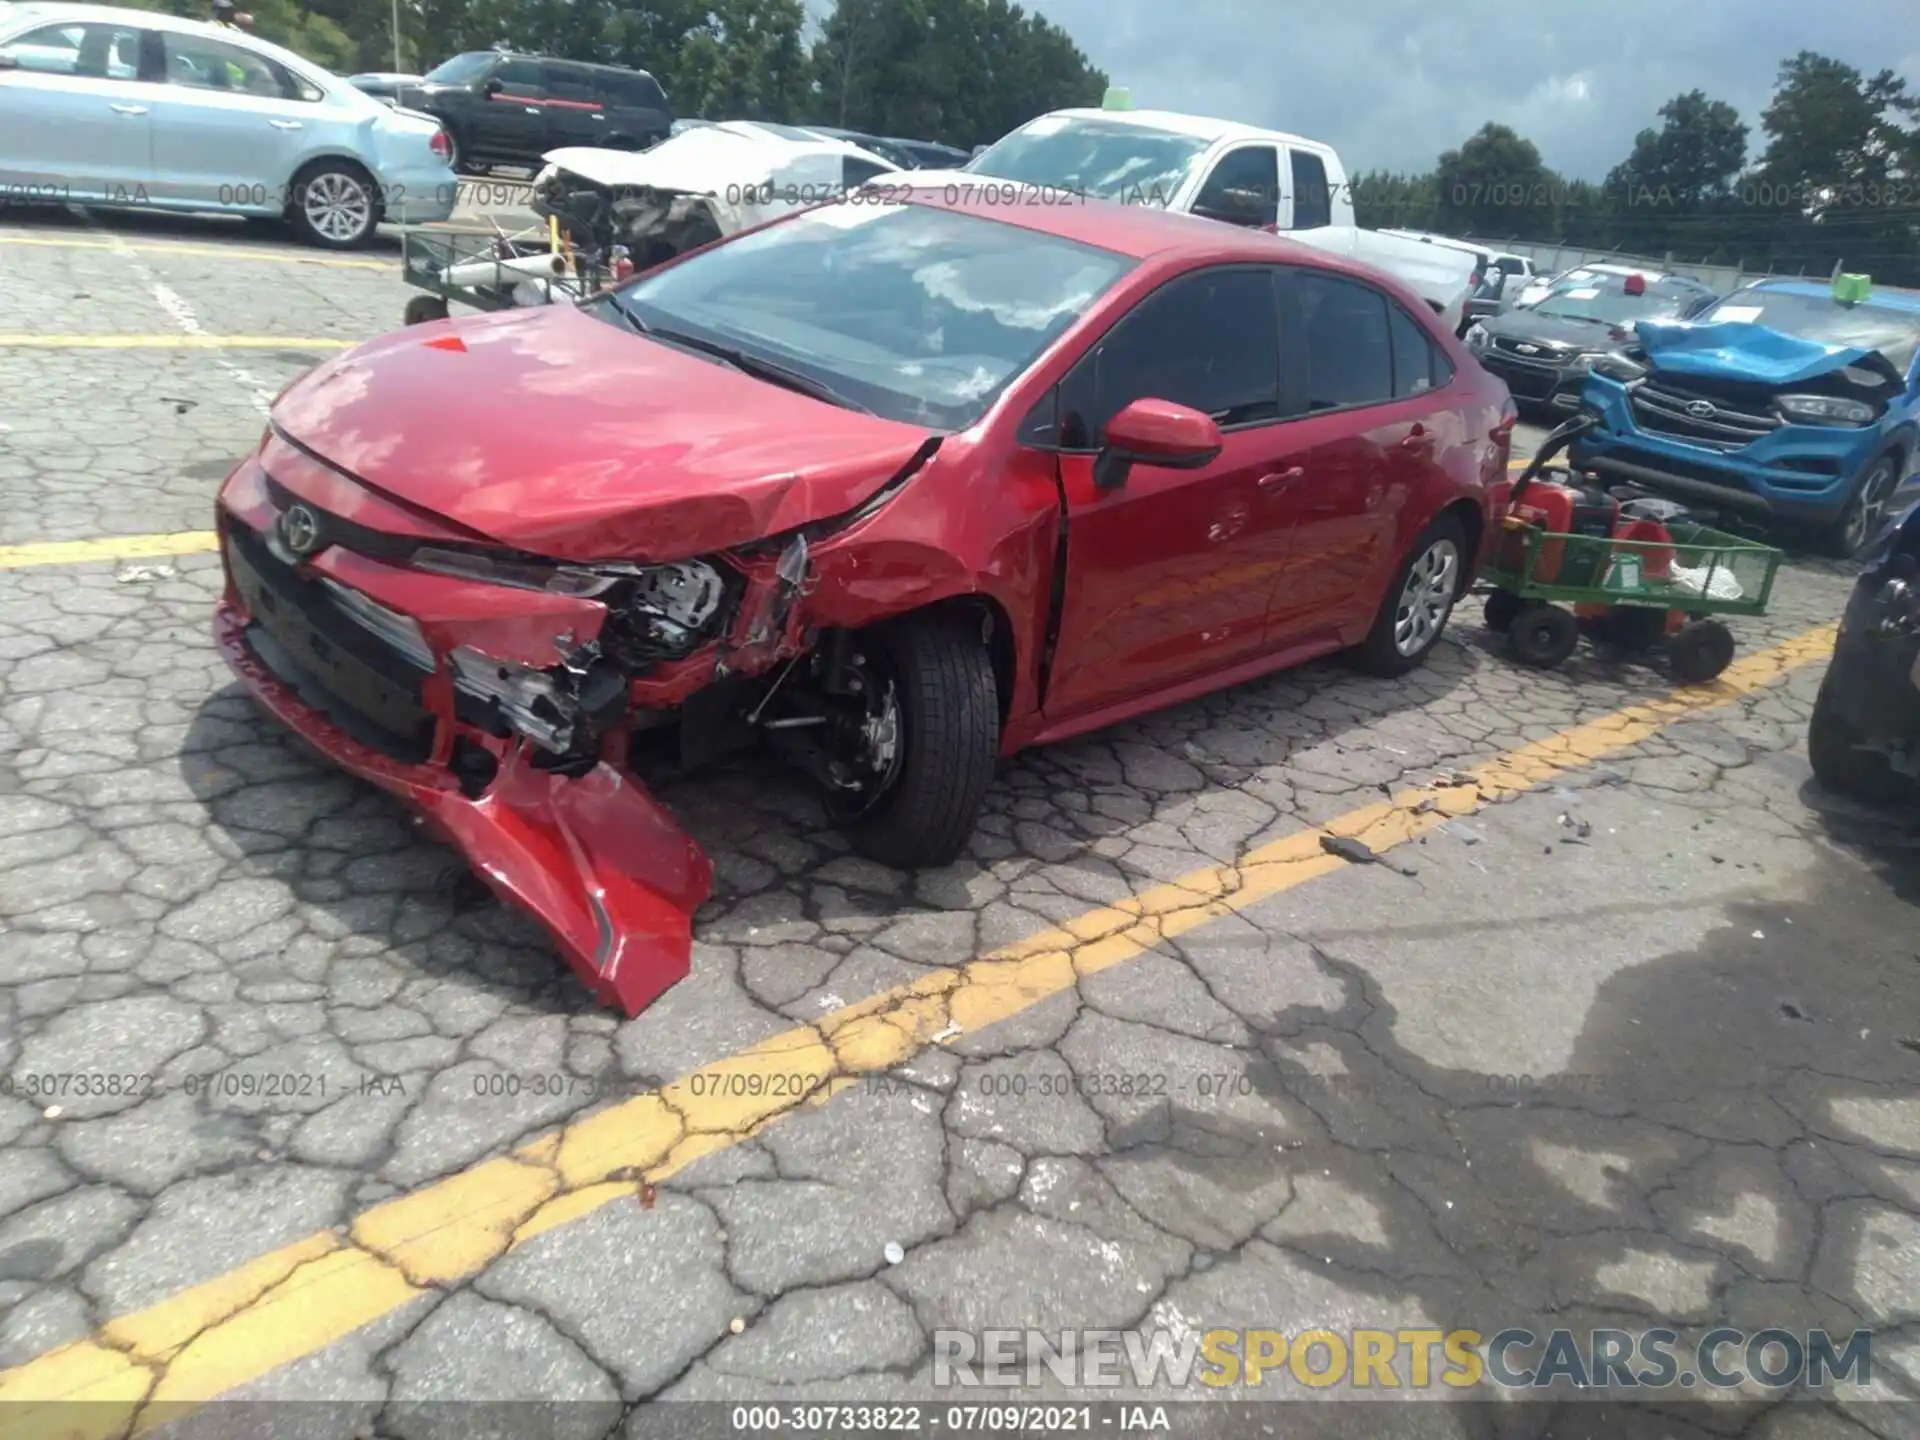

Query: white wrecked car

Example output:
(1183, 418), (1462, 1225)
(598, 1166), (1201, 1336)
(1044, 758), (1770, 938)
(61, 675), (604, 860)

(530, 122), (898, 265)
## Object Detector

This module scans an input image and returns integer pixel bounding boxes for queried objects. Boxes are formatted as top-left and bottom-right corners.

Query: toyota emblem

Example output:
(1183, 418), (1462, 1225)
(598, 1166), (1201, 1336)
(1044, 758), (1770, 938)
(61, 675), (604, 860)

(1515, 343), (1538, 354)
(1686, 399), (1717, 419)
(280, 504), (322, 556)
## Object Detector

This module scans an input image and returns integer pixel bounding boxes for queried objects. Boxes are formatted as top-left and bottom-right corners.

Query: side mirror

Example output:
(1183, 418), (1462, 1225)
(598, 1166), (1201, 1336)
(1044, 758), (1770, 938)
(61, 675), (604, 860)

(1193, 185), (1270, 228)
(483, 77), (505, 96)
(0, 54), (19, 70)
(1093, 398), (1223, 491)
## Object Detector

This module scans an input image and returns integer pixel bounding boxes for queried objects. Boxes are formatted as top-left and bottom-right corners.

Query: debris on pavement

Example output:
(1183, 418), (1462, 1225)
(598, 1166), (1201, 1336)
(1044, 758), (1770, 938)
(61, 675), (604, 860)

(883, 1241), (905, 1265)
(1439, 820), (1485, 845)
(1320, 833), (1417, 876)
(115, 564), (175, 583)
(729, 1317), (746, 1335)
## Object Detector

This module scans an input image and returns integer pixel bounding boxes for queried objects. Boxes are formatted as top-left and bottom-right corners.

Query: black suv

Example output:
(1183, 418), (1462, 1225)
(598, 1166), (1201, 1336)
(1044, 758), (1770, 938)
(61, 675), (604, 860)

(400, 52), (673, 171)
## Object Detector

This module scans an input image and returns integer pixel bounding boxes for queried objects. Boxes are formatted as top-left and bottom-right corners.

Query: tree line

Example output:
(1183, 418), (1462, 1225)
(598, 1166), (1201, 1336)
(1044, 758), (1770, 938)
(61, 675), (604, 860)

(116, 0), (1920, 284)
(1352, 53), (1920, 285)
(119, 0), (1108, 148)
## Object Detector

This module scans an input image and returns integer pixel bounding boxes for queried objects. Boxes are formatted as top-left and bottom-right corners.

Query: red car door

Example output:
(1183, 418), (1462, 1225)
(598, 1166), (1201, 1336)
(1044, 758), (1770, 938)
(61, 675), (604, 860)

(1037, 266), (1297, 722)
(1264, 270), (1449, 647)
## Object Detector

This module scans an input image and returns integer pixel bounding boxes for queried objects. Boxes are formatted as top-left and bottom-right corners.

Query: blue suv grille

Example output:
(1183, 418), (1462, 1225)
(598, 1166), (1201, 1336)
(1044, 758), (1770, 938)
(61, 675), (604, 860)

(1629, 380), (1781, 450)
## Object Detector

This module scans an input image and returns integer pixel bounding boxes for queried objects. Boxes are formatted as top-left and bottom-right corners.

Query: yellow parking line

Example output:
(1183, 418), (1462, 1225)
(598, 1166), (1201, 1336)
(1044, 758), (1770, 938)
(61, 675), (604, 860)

(0, 532), (220, 569)
(0, 335), (351, 349)
(0, 233), (390, 270)
(0, 621), (1836, 1431)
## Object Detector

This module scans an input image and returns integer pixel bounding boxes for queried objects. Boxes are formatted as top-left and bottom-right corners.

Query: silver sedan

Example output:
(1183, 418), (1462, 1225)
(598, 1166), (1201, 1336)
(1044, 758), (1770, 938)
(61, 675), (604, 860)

(0, 1), (457, 246)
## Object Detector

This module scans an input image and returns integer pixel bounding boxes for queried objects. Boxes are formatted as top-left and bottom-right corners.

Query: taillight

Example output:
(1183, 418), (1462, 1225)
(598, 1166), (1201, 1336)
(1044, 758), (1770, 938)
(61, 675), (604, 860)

(430, 129), (451, 160)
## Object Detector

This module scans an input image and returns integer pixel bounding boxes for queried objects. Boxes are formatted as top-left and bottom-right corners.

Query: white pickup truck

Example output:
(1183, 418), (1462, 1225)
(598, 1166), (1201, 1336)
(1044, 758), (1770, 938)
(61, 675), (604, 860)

(874, 106), (1476, 334)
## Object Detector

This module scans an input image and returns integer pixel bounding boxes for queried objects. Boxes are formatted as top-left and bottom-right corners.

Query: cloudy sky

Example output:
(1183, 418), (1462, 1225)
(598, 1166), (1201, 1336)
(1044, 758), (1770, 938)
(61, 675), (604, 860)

(818, 1), (1920, 180)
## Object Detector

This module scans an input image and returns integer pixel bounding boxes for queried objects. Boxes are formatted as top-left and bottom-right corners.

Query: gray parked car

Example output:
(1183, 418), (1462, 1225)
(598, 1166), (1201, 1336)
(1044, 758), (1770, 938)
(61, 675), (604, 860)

(0, 1), (457, 246)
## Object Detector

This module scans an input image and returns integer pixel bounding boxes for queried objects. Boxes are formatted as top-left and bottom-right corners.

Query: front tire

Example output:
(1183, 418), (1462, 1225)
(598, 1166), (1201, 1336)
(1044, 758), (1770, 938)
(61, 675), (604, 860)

(287, 160), (380, 249)
(404, 295), (450, 326)
(1353, 516), (1467, 676)
(1813, 454), (1902, 559)
(1482, 589), (1523, 633)
(1507, 601), (1579, 668)
(1807, 672), (1896, 797)
(844, 617), (1000, 869)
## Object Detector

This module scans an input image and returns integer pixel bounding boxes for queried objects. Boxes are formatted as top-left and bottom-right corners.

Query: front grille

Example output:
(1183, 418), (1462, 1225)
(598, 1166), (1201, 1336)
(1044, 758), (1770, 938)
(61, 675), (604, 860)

(1629, 380), (1781, 450)
(1491, 335), (1568, 362)
(225, 519), (435, 763)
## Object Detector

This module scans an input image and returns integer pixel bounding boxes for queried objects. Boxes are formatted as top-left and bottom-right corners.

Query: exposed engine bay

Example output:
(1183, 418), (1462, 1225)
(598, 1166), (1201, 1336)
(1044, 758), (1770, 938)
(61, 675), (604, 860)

(529, 124), (897, 267)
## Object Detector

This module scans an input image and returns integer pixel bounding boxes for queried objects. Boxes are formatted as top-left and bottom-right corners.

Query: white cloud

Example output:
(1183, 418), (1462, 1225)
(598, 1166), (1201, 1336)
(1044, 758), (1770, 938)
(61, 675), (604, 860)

(802, 0), (1919, 181)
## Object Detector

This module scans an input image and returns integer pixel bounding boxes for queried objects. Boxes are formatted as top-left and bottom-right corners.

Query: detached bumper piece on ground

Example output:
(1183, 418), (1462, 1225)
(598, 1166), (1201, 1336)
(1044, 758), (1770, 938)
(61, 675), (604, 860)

(212, 447), (737, 1015)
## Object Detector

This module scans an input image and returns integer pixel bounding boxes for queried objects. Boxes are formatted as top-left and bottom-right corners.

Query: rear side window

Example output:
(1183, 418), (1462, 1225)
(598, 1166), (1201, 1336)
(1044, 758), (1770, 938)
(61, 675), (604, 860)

(600, 69), (667, 109)
(1289, 149), (1332, 229)
(1388, 303), (1452, 395)
(1058, 267), (1282, 444)
(494, 57), (542, 94)
(161, 32), (298, 99)
(842, 156), (889, 187)
(2, 21), (142, 79)
(1291, 272), (1394, 409)
(541, 61), (595, 103)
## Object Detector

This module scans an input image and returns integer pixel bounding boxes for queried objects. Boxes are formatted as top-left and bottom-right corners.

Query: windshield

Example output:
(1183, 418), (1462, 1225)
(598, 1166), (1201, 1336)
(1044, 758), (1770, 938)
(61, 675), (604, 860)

(604, 202), (1135, 429)
(423, 52), (496, 85)
(1533, 283), (1697, 324)
(965, 116), (1207, 206)
(1702, 287), (1920, 371)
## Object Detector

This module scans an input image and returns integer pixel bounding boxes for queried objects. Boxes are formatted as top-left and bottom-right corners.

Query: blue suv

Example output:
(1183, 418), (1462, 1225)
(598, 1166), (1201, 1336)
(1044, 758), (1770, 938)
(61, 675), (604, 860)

(1571, 276), (1920, 555)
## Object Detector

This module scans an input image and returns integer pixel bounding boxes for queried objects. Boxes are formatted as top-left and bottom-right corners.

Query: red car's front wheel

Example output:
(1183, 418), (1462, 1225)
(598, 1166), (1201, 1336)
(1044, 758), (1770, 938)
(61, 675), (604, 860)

(840, 616), (1000, 869)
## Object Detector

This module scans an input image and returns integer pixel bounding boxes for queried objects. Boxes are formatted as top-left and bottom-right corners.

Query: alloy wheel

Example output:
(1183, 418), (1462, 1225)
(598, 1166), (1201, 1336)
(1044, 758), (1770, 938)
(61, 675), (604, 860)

(302, 171), (374, 244)
(1392, 537), (1460, 656)
(1842, 460), (1900, 557)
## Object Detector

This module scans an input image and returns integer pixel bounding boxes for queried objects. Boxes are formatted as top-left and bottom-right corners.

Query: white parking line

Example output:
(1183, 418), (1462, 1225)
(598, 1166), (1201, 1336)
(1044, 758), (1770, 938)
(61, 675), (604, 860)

(83, 216), (283, 412)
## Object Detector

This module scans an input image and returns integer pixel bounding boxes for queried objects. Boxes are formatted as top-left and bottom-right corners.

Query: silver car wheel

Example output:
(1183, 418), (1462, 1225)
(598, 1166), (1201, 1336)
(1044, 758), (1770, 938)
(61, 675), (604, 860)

(1392, 537), (1460, 657)
(1843, 459), (1899, 556)
(302, 171), (375, 244)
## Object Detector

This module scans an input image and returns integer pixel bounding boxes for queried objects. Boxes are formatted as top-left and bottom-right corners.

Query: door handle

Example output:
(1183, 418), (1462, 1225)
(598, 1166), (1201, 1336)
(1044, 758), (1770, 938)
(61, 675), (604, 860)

(1257, 466), (1305, 490)
(1399, 424), (1430, 449)
(110, 102), (148, 116)
(525, 106), (541, 114)
(269, 118), (302, 130)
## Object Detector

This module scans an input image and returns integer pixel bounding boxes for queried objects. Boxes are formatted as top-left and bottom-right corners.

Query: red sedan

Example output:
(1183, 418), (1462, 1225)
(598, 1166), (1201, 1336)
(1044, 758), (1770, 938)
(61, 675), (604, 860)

(213, 190), (1517, 1014)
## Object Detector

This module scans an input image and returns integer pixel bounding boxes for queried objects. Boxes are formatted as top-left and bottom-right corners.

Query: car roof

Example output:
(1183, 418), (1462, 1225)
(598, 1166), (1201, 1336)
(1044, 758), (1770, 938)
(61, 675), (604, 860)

(1750, 278), (1920, 313)
(901, 185), (1393, 281)
(0, 1), (258, 40)
(1031, 106), (1330, 153)
(0, 2), (343, 80)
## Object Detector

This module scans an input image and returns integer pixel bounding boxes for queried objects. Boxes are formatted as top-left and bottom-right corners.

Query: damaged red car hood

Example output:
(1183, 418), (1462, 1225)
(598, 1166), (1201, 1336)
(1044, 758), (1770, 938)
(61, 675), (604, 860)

(273, 303), (936, 561)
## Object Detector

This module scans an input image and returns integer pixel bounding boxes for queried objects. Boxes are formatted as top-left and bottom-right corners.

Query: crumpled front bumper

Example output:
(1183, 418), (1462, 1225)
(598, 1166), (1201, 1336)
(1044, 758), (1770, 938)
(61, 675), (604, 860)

(211, 520), (713, 1017)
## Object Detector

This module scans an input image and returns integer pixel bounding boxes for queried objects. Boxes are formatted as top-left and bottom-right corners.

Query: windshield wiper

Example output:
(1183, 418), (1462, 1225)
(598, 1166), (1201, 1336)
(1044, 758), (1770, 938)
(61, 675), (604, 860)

(641, 324), (874, 414)
(604, 295), (650, 336)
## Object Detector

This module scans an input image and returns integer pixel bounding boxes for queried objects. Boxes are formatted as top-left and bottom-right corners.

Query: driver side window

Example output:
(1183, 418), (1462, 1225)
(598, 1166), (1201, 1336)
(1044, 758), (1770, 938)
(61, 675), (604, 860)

(1191, 146), (1278, 228)
(494, 57), (543, 95)
(1051, 267), (1283, 448)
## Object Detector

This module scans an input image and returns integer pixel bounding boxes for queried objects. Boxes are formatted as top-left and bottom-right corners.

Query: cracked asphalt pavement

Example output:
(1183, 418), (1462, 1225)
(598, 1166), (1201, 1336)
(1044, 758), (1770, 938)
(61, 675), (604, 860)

(1, 205), (1918, 1440)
